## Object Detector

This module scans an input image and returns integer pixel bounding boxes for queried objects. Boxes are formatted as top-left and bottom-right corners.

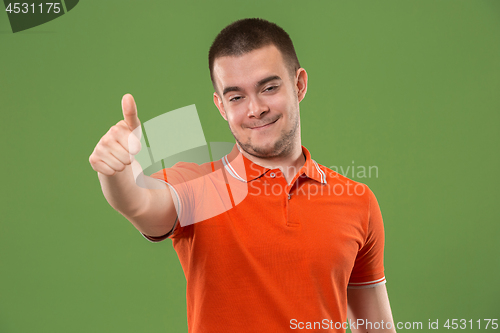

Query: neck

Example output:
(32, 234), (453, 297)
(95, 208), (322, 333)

(237, 142), (305, 184)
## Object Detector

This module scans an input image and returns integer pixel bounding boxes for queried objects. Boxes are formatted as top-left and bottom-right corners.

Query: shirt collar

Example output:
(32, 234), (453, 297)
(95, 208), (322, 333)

(222, 144), (327, 185)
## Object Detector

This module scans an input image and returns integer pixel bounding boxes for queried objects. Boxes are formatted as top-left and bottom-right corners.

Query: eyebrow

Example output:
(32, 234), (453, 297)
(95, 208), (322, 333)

(222, 75), (282, 96)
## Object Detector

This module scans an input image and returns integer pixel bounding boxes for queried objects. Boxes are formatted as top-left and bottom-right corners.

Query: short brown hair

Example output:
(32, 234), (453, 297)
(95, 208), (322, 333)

(208, 18), (300, 90)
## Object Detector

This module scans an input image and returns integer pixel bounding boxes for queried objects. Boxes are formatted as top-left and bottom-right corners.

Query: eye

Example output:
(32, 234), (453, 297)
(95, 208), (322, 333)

(229, 96), (242, 102)
(264, 85), (278, 92)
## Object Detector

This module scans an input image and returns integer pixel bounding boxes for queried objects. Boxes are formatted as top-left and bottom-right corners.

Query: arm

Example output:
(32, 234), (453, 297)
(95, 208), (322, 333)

(97, 163), (178, 237)
(347, 284), (397, 333)
(89, 94), (177, 237)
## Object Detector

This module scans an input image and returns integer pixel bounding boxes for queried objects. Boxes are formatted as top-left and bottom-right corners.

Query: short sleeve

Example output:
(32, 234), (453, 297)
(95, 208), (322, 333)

(348, 186), (386, 288)
(140, 180), (182, 242)
(139, 160), (239, 242)
(140, 163), (197, 242)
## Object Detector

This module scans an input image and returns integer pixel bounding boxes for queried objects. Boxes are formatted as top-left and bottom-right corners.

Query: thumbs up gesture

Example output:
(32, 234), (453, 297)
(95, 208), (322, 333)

(89, 94), (142, 176)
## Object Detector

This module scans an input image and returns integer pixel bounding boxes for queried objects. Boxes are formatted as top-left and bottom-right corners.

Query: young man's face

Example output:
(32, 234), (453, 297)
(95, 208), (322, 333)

(212, 44), (307, 159)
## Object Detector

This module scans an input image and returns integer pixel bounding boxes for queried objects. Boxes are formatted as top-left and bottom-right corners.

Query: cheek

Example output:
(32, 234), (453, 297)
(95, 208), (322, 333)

(225, 109), (244, 129)
(267, 90), (295, 114)
(275, 86), (296, 105)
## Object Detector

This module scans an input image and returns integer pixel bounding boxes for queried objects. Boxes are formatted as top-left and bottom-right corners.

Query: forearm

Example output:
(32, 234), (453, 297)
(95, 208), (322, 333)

(98, 161), (177, 236)
(98, 162), (148, 218)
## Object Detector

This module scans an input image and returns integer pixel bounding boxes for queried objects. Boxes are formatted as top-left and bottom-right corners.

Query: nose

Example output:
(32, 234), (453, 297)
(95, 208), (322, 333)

(247, 95), (269, 119)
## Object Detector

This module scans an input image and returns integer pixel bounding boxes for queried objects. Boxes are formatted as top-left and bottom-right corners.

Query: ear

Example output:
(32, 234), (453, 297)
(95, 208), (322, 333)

(213, 92), (227, 121)
(295, 68), (308, 103)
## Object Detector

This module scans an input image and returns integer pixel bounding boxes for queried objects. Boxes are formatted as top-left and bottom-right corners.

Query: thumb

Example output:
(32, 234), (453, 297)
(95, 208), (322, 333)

(121, 93), (141, 131)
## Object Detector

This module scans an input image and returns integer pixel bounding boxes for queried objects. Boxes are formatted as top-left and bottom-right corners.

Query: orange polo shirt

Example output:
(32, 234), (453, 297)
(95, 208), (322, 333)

(143, 144), (386, 332)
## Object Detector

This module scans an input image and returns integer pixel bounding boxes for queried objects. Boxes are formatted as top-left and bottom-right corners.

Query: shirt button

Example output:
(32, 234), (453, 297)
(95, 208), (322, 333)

(288, 194), (291, 200)
(269, 172), (276, 178)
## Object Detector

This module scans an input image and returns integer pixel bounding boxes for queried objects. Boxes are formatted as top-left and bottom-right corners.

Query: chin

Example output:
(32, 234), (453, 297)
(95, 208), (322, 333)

(251, 146), (276, 157)
(235, 128), (294, 158)
(249, 140), (289, 158)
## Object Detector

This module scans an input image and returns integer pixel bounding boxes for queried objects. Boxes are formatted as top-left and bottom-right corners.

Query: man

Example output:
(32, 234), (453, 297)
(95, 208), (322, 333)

(89, 18), (397, 332)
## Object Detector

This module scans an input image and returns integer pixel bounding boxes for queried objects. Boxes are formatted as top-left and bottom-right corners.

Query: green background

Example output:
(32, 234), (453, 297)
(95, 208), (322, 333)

(1, 1), (499, 332)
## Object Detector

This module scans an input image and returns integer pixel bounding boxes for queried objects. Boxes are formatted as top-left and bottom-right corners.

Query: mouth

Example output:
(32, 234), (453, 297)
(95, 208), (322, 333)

(249, 117), (279, 130)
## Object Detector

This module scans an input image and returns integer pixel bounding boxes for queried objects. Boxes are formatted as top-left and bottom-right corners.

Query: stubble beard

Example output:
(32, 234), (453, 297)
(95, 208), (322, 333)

(230, 110), (300, 159)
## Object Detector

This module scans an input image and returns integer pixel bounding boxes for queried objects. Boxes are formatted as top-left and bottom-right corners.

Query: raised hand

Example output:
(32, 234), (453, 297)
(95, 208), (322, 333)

(89, 94), (142, 176)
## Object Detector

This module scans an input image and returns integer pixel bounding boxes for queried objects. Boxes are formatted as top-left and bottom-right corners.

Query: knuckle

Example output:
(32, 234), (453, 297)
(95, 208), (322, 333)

(109, 125), (120, 135)
(94, 144), (103, 154)
(90, 161), (100, 173)
(100, 135), (112, 146)
(94, 145), (108, 158)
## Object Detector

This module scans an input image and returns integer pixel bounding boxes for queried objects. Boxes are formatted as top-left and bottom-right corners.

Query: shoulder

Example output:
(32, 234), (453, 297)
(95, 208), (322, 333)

(315, 161), (368, 188)
(314, 161), (375, 203)
(149, 160), (216, 184)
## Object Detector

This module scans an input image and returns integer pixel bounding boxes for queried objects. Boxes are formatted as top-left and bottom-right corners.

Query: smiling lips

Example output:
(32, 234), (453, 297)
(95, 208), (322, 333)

(248, 117), (279, 130)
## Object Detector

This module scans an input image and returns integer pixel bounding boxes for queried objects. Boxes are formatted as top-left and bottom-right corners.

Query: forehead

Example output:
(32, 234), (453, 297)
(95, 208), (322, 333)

(213, 44), (289, 91)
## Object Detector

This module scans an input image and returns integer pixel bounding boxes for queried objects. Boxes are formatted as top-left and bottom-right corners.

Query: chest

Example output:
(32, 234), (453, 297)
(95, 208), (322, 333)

(188, 179), (368, 279)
